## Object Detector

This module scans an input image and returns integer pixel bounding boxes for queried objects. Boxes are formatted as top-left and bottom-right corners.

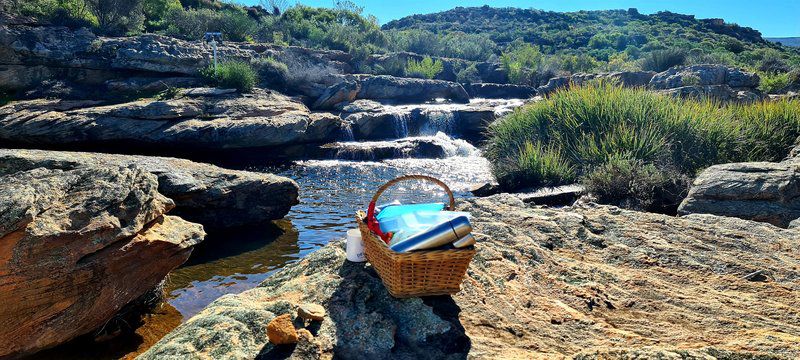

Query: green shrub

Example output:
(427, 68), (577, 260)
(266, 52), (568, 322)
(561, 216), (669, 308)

(758, 72), (791, 94)
(499, 141), (576, 189)
(583, 156), (689, 212)
(456, 64), (480, 83)
(640, 49), (686, 72)
(253, 57), (289, 91)
(485, 81), (800, 202)
(681, 74), (701, 86)
(143, 0), (181, 31)
(405, 57), (444, 79)
(86, 0), (146, 36)
(201, 61), (257, 92)
(500, 43), (543, 85)
(165, 7), (257, 42)
(19, 0), (98, 28)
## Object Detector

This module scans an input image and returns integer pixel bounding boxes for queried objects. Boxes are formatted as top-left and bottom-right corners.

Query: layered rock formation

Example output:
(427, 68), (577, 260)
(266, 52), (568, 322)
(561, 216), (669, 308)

(141, 195), (800, 359)
(0, 89), (343, 154)
(679, 147), (800, 227)
(536, 65), (762, 103)
(0, 149), (299, 228)
(536, 70), (656, 96)
(650, 64), (762, 102)
(313, 75), (470, 109)
(0, 160), (205, 358)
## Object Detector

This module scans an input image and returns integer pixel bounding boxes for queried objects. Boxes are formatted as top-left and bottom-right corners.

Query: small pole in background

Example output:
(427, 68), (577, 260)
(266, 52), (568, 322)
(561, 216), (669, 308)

(203, 32), (223, 76)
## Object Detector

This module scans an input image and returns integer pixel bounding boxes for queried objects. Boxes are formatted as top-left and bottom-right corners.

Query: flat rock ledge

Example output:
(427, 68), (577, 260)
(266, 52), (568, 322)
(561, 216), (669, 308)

(141, 195), (800, 359)
(0, 149), (299, 229)
(0, 160), (205, 358)
(0, 89), (343, 154)
(678, 153), (800, 227)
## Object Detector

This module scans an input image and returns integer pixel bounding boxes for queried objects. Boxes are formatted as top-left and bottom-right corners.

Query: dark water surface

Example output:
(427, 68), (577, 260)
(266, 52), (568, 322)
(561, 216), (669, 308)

(29, 150), (493, 360)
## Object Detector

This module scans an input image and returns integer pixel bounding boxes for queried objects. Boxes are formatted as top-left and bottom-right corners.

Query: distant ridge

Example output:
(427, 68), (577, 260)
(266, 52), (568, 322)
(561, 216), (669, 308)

(767, 37), (800, 47)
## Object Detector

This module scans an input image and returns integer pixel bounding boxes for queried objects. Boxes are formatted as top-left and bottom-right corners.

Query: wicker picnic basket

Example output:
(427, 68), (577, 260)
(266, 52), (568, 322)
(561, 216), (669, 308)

(356, 174), (476, 298)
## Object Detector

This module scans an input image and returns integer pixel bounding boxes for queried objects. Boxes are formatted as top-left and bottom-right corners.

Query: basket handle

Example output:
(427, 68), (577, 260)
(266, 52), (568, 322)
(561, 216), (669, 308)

(366, 175), (456, 243)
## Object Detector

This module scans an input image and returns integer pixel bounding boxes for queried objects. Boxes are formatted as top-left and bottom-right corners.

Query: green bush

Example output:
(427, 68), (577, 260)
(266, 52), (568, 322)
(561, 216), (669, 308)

(583, 156), (689, 212)
(165, 7), (257, 42)
(758, 72), (791, 94)
(253, 57), (289, 91)
(456, 64), (480, 83)
(405, 57), (444, 79)
(19, 0), (98, 28)
(485, 81), (800, 201)
(86, 0), (146, 35)
(201, 61), (257, 92)
(640, 49), (686, 72)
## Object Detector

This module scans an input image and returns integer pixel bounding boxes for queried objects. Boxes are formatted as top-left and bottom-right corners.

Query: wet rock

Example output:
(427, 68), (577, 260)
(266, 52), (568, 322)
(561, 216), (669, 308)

(0, 89), (344, 155)
(465, 83), (536, 99)
(678, 159), (800, 227)
(355, 75), (470, 103)
(516, 184), (586, 206)
(470, 182), (501, 197)
(267, 314), (298, 345)
(297, 303), (326, 321)
(0, 149), (299, 228)
(322, 139), (444, 160)
(143, 195), (800, 358)
(0, 162), (204, 358)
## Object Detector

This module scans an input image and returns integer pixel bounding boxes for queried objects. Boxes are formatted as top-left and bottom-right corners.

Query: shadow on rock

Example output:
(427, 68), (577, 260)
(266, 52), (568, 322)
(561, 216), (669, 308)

(326, 258), (471, 359)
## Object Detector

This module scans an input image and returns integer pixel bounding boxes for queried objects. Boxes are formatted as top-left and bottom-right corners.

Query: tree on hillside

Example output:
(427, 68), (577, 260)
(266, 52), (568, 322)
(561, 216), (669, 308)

(86, 0), (145, 35)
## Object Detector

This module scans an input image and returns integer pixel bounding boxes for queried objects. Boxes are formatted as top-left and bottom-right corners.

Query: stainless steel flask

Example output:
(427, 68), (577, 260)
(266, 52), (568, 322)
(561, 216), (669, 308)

(389, 215), (472, 253)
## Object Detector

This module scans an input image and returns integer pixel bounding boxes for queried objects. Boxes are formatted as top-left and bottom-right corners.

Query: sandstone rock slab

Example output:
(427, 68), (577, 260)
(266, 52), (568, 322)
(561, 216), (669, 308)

(0, 163), (205, 358)
(0, 89), (344, 154)
(141, 195), (800, 359)
(678, 160), (800, 227)
(0, 149), (299, 228)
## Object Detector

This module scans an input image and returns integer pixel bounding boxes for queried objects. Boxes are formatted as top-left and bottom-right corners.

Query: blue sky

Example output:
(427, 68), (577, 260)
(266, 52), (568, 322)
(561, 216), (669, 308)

(244, 0), (800, 37)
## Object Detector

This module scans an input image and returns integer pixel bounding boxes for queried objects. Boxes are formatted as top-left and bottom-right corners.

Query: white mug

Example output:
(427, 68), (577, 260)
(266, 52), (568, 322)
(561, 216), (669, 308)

(346, 229), (366, 262)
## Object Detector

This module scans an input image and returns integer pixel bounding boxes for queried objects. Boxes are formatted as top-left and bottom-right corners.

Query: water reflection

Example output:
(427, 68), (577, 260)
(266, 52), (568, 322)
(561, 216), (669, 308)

(165, 221), (300, 318)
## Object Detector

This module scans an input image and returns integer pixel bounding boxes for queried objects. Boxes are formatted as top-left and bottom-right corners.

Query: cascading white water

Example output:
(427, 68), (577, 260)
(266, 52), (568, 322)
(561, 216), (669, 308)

(340, 122), (355, 141)
(420, 110), (456, 135)
(392, 112), (411, 138)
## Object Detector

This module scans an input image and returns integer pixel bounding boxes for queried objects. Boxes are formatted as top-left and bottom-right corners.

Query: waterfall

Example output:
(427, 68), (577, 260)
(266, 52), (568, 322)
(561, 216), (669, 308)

(339, 122), (355, 141)
(392, 113), (410, 138)
(420, 110), (456, 135)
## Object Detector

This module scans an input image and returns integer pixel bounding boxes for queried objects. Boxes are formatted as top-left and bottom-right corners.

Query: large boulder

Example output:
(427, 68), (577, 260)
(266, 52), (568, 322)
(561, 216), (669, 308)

(320, 132), (475, 161)
(354, 75), (470, 103)
(536, 71), (656, 96)
(0, 161), (205, 358)
(649, 64), (760, 89)
(464, 82), (536, 99)
(141, 195), (800, 359)
(678, 157), (800, 227)
(0, 89), (344, 155)
(0, 149), (299, 228)
(657, 84), (762, 103)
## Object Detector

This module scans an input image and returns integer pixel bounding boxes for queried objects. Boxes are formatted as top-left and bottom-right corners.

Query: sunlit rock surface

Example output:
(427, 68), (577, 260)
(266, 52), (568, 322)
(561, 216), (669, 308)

(0, 162), (205, 358)
(141, 195), (800, 359)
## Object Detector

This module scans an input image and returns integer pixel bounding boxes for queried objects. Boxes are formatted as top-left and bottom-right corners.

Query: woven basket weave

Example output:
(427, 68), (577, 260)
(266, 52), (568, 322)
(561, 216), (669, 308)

(356, 174), (476, 298)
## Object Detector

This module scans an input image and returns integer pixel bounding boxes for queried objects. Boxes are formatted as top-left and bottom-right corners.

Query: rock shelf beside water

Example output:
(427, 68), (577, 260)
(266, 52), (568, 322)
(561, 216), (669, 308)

(140, 195), (800, 359)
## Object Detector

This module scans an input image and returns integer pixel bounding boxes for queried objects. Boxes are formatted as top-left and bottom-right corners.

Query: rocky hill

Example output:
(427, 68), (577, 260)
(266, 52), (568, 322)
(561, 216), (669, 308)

(384, 6), (770, 47)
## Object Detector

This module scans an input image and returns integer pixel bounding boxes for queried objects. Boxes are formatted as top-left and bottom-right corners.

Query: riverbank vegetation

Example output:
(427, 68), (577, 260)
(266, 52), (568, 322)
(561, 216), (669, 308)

(485, 81), (800, 211)
(15, 1), (800, 85)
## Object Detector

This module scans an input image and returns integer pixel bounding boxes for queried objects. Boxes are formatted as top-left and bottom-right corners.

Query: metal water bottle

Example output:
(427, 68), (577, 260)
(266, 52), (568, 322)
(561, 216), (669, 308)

(389, 216), (472, 253)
